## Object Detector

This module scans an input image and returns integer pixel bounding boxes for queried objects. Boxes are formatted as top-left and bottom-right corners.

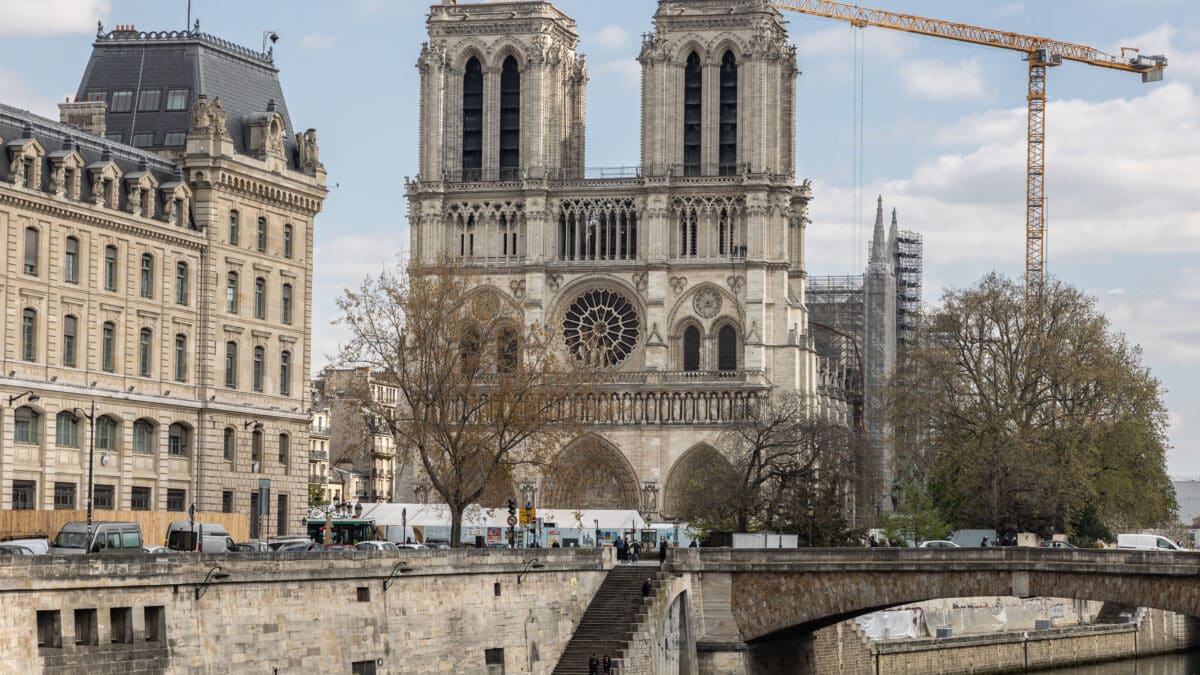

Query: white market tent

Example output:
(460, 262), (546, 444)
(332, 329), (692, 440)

(358, 503), (648, 531)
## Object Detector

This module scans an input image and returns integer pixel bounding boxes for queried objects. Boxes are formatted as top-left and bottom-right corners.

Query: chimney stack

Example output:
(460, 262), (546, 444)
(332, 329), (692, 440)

(58, 99), (108, 137)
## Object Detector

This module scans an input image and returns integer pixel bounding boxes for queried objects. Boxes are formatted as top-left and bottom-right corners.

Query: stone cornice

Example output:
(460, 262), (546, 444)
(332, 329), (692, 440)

(0, 189), (205, 250)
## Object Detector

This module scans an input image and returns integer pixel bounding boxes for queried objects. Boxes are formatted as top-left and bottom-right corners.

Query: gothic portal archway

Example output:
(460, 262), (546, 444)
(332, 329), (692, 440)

(662, 443), (737, 520)
(541, 435), (640, 509)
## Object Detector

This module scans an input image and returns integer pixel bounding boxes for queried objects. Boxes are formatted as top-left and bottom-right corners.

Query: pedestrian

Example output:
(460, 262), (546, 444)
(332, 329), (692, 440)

(589, 653), (600, 675)
(980, 536), (989, 547)
(869, 535), (878, 547)
(602, 654), (612, 674)
(632, 540), (641, 563)
(642, 578), (652, 597)
(688, 539), (697, 548)
(616, 536), (626, 562)
(658, 539), (668, 566)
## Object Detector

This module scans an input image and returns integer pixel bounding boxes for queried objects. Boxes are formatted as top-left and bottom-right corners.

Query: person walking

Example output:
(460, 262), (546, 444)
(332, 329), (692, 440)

(631, 540), (641, 563)
(589, 654), (600, 675)
(658, 539), (668, 566)
(642, 577), (652, 597)
(616, 536), (626, 562)
(602, 654), (612, 674)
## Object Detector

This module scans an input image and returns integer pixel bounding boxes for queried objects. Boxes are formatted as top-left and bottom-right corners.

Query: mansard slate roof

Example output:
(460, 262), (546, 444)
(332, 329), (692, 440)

(0, 102), (192, 227)
(75, 24), (298, 168)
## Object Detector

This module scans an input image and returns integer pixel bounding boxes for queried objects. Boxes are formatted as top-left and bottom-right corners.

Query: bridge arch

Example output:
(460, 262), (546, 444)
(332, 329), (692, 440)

(541, 434), (640, 509)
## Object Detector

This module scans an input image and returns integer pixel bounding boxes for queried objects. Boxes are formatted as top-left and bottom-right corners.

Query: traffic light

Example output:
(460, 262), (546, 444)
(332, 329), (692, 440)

(507, 498), (516, 518)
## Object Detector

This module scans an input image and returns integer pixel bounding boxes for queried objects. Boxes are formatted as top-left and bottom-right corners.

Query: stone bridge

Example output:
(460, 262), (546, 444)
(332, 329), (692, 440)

(649, 547), (1200, 674)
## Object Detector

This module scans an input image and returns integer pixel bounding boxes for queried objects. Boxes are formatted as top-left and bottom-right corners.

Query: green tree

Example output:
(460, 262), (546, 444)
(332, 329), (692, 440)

(879, 483), (952, 546)
(307, 482), (326, 508)
(889, 274), (1176, 536)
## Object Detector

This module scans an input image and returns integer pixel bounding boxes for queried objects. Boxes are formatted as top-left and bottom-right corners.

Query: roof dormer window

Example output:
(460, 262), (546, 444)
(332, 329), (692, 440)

(131, 133), (154, 148)
(137, 90), (161, 112)
(166, 89), (189, 111)
(109, 91), (133, 113)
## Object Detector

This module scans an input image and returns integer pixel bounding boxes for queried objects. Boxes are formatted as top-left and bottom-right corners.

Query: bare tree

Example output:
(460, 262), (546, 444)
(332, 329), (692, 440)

(336, 261), (593, 546)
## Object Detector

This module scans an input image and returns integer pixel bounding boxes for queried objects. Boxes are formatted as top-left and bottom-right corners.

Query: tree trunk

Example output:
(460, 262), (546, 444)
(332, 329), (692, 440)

(449, 502), (464, 549)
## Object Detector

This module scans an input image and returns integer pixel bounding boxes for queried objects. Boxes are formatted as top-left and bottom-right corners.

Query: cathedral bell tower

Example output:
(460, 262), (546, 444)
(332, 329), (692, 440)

(416, 1), (587, 183)
(638, 0), (798, 177)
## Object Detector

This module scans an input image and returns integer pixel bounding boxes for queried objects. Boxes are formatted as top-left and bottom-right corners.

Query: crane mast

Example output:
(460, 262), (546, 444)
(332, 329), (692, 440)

(771, 0), (1167, 292)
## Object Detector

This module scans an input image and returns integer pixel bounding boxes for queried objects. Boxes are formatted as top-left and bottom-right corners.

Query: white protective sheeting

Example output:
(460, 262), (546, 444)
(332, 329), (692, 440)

(856, 610), (924, 639)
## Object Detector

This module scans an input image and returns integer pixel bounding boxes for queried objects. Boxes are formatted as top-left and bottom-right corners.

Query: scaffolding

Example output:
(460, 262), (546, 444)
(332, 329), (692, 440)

(894, 230), (923, 352)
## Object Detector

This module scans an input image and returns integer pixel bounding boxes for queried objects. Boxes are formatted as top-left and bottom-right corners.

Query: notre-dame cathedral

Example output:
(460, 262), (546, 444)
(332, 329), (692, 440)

(404, 0), (854, 519)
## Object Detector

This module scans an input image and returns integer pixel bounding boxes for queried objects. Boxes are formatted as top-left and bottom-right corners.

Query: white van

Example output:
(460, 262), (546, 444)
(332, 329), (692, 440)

(50, 522), (143, 555)
(1116, 533), (1184, 551)
(165, 522), (235, 553)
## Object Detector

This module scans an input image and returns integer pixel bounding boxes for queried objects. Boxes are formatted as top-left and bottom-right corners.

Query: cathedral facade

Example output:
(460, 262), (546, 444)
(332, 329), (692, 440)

(406, 0), (846, 518)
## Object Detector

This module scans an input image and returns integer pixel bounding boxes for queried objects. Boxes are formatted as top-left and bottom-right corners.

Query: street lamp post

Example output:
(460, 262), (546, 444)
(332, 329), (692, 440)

(73, 402), (97, 530)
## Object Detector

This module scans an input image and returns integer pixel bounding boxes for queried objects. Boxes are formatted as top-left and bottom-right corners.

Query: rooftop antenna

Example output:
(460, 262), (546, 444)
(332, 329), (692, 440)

(262, 30), (279, 53)
(186, 0), (191, 31)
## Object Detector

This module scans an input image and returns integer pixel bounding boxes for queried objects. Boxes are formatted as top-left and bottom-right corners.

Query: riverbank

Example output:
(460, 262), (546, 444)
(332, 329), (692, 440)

(811, 606), (1200, 674)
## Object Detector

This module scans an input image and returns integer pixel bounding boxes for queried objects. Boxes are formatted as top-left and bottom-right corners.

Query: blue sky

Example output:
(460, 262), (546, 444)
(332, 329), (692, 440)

(3, 0), (1199, 475)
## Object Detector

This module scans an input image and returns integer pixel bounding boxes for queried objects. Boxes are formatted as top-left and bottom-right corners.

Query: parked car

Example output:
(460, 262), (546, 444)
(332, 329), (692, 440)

(142, 545), (173, 554)
(1116, 533), (1184, 551)
(918, 540), (960, 548)
(49, 522), (143, 555)
(1040, 540), (1076, 549)
(165, 521), (236, 553)
(276, 541), (325, 552)
(1, 537), (48, 554)
(230, 540), (271, 552)
(267, 536), (313, 551)
(397, 543), (429, 550)
(356, 541), (400, 552)
(0, 544), (35, 555)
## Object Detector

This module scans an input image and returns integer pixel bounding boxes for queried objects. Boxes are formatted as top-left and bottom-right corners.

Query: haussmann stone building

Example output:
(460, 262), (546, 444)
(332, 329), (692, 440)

(0, 23), (326, 538)
(404, 0), (852, 520)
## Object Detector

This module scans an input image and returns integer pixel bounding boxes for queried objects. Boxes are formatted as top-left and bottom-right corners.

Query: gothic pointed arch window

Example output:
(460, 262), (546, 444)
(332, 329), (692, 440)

(719, 50), (738, 175)
(717, 324), (738, 371)
(499, 56), (520, 180)
(683, 51), (702, 176)
(462, 56), (484, 179)
(682, 325), (701, 372)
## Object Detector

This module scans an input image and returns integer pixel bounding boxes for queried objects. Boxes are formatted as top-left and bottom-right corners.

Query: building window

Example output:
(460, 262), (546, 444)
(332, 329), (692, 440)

(94, 484), (114, 510)
(252, 346), (265, 392)
(174, 334), (187, 383)
(352, 662), (377, 675)
(499, 56), (520, 180)
(484, 648), (505, 674)
(684, 52), (702, 176)
(227, 272), (239, 313)
(137, 89), (161, 112)
(281, 284), (293, 324)
(256, 217), (267, 252)
(175, 262), (189, 304)
(56, 411), (79, 448)
(163, 132), (186, 146)
(53, 482), (76, 510)
(21, 308), (36, 362)
(140, 254), (154, 298)
(14, 406), (40, 445)
(222, 490), (233, 513)
(166, 489), (186, 512)
(109, 91), (133, 113)
(497, 329), (517, 374)
(462, 56), (483, 179)
(165, 89), (189, 111)
(283, 224), (293, 258)
(254, 277), (266, 319)
(223, 427), (235, 461)
(64, 236), (79, 283)
(278, 433), (289, 465)
(131, 133), (154, 148)
(12, 480), (35, 510)
(229, 210), (240, 245)
(138, 328), (153, 377)
(719, 51), (738, 175)
(104, 245), (118, 290)
(683, 325), (701, 372)
(37, 610), (62, 649)
(144, 606), (166, 643)
(168, 423), (190, 457)
(279, 350), (291, 396)
(130, 487), (151, 511)
(63, 315), (77, 367)
(251, 430), (263, 467)
(95, 416), (118, 451)
(24, 227), (39, 275)
(717, 324), (738, 371)
(276, 494), (288, 537)
(102, 322), (116, 372)
(133, 419), (156, 455)
(225, 342), (238, 388)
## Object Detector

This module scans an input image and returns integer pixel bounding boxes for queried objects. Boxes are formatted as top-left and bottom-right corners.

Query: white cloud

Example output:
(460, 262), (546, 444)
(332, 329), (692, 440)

(300, 32), (338, 50)
(0, 0), (110, 35)
(793, 24), (913, 61)
(593, 58), (641, 91)
(997, 2), (1025, 16)
(1097, 269), (1200, 365)
(898, 58), (988, 101)
(311, 234), (405, 373)
(592, 25), (633, 52)
(0, 68), (60, 118)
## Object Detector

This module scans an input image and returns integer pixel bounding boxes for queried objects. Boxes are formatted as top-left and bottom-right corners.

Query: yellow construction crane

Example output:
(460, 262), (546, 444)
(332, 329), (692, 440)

(771, 0), (1167, 292)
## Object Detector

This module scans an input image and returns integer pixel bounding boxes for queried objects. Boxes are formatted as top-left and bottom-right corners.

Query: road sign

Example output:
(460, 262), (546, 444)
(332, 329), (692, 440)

(507, 515), (518, 527)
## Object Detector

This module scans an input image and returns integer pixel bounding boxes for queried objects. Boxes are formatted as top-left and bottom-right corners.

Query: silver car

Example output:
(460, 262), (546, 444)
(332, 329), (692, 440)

(356, 541), (400, 552)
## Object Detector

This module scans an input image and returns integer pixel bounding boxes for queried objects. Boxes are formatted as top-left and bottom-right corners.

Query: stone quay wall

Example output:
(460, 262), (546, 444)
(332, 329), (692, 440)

(1, 547), (614, 674)
(811, 607), (1200, 675)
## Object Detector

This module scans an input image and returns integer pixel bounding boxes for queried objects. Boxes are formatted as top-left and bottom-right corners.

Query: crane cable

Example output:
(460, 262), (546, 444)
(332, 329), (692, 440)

(852, 27), (866, 271)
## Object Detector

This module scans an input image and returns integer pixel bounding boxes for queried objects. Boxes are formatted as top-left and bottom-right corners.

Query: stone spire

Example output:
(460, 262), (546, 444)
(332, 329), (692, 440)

(889, 207), (899, 252)
(870, 195), (886, 263)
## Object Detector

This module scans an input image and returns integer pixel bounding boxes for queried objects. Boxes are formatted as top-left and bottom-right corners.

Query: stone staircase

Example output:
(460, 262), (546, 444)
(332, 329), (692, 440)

(553, 564), (660, 675)
(1094, 601), (1138, 624)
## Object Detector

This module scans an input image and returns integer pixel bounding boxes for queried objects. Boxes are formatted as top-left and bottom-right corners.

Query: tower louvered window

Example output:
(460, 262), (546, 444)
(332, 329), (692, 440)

(462, 57), (484, 180)
(683, 52), (702, 177)
(719, 51), (738, 175)
(499, 56), (520, 180)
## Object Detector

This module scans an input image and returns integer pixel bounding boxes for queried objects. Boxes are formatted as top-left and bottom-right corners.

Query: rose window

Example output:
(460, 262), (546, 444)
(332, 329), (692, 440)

(563, 289), (640, 367)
